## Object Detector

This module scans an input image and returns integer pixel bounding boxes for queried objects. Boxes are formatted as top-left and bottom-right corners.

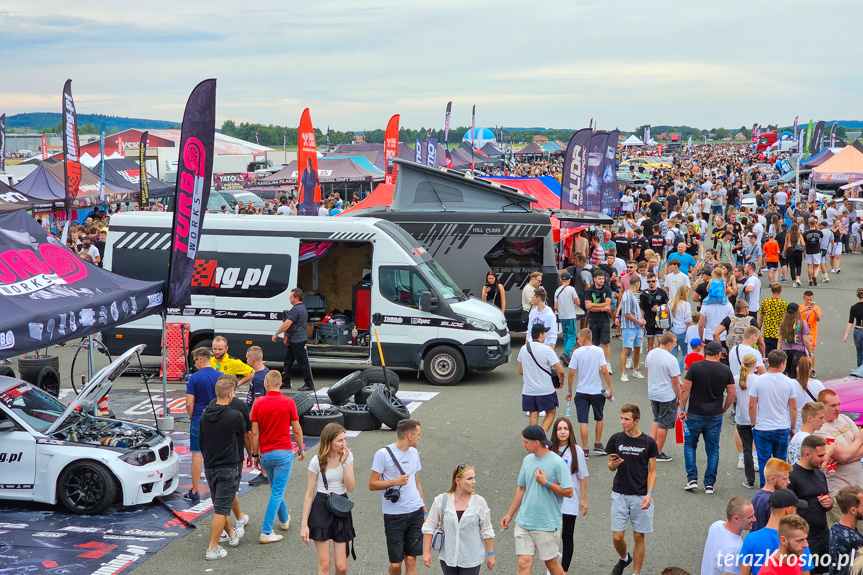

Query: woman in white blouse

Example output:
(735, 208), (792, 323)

(422, 464), (495, 574)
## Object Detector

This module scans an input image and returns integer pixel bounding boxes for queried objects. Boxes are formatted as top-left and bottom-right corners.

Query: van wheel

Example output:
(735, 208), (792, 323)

(360, 367), (399, 390)
(326, 371), (365, 405)
(57, 461), (117, 515)
(288, 392), (315, 418)
(423, 346), (465, 386)
(300, 409), (344, 437)
(367, 388), (409, 430)
(339, 404), (382, 431)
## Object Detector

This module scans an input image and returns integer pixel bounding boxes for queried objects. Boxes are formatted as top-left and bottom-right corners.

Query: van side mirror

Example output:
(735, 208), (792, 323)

(418, 291), (437, 314)
(0, 420), (17, 432)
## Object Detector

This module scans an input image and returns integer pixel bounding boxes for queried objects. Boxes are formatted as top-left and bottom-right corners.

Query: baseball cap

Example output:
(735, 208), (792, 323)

(531, 323), (550, 339)
(700, 268), (712, 276)
(522, 425), (552, 448)
(786, 302), (799, 313)
(770, 488), (808, 509)
(560, 271), (572, 281)
(705, 341), (724, 355)
(689, 338), (703, 349)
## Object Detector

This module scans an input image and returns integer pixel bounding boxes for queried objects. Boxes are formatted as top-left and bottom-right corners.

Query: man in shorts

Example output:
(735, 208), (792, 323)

(501, 425), (573, 575)
(567, 328), (613, 458)
(644, 333), (682, 462)
(802, 218), (824, 286)
(518, 323), (566, 431)
(606, 403), (658, 575)
(585, 269), (614, 370)
(185, 347), (220, 503)
(639, 273), (669, 352)
(618, 276), (645, 382)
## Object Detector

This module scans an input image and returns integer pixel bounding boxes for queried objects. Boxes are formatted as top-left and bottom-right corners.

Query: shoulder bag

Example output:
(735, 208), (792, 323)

(430, 493), (448, 551)
(321, 465), (354, 518)
(527, 342), (562, 389)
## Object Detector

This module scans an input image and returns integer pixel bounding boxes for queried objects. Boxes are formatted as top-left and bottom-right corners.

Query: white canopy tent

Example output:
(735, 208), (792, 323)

(622, 135), (644, 146)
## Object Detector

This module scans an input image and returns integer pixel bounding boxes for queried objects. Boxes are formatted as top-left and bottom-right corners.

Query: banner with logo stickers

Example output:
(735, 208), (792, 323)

(0, 210), (165, 359)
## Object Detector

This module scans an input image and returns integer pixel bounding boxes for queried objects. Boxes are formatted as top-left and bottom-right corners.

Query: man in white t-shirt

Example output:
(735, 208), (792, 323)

(742, 263), (761, 316)
(644, 332), (681, 462)
(526, 287), (558, 348)
(566, 328), (612, 458)
(700, 497), (755, 575)
(699, 300), (735, 342)
(787, 401), (826, 466)
(728, 326), (766, 377)
(518, 324), (566, 432)
(749, 350), (798, 487)
(554, 272), (580, 364)
(663, 260), (690, 301)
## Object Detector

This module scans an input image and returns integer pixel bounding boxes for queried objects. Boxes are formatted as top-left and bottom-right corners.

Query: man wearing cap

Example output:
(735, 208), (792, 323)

(678, 341), (736, 494)
(749, 350), (797, 487)
(518, 324), (566, 432)
(501, 425), (573, 575)
(554, 272), (580, 364)
(737, 489), (813, 575)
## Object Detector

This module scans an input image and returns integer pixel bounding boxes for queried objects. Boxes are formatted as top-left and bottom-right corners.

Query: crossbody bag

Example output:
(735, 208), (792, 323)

(321, 467), (354, 518)
(526, 342), (562, 389)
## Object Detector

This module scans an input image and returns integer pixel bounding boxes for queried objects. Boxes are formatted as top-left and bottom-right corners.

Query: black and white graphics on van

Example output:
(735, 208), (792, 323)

(103, 213), (511, 386)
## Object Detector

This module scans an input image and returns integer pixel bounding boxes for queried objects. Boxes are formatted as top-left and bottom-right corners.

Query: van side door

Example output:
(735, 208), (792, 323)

(372, 266), (439, 368)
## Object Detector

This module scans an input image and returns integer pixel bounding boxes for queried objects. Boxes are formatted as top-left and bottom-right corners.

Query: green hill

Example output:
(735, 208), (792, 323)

(6, 113), (179, 132)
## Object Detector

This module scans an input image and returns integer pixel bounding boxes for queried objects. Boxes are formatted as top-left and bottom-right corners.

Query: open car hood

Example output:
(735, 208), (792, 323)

(45, 344), (146, 435)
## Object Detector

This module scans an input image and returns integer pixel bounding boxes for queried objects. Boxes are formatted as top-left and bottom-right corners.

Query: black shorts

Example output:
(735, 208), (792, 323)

(574, 392), (605, 423)
(589, 320), (611, 345)
(765, 261), (778, 269)
(384, 508), (424, 563)
(522, 392), (559, 413)
(205, 467), (240, 516)
(644, 325), (664, 338)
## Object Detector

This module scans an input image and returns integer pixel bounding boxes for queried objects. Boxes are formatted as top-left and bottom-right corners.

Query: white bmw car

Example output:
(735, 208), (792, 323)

(0, 344), (179, 514)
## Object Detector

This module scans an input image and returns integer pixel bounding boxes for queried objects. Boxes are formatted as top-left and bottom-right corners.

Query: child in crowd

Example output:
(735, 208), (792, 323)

(684, 337), (705, 369)
(701, 267), (729, 306)
(684, 312), (701, 356)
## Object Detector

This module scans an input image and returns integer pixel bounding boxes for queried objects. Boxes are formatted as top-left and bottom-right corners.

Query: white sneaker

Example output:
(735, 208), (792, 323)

(219, 531), (229, 542)
(738, 458), (744, 470)
(228, 526), (244, 547)
(631, 370), (644, 379)
(280, 516), (291, 531)
(607, 366), (613, 374)
(626, 358), (633, 369)
(620, 373), (629, 382)
(754, 460), (759, 471)
(831, 269), (836, 273)
(206, 546), (227, 560)
(237, 514), (250, 528)
(259, 532), (284, 544)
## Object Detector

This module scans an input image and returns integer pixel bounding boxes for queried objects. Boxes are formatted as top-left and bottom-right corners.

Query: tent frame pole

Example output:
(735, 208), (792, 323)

(157, 311), (174, 430)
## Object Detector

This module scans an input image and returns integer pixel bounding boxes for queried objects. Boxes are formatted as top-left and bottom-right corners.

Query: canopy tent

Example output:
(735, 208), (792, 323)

(0, 210), (165, 359)
(800, 149), (835, 169)
(513, 142), (548, 157)
(92, 158), (174, 199)
(621, 135), (644, 146)
(0, 181), (34, 213)
(462, 127), (497, 148)
(256, 157), (385, 186)
(16, 163), (138, 210)
(341, 183), (394, 214)
(486, 178), (560, 210)
(479, 142), (506, 157)
(812, 146), (863, 183)
(316, 155), (385, 175)
(331, 142), (415, 171)
(541, 141), (565, 154)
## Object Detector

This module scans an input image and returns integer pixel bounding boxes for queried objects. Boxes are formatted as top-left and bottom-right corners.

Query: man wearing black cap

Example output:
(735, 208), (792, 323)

(518, 324), (565, 432)
(678, 341), (736, 494)
(501, 425), (573, 575)
(737, 489), (813, 575)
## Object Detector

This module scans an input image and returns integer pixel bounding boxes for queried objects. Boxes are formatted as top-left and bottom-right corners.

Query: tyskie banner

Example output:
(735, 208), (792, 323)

(585, 131), (607, 212)
(384, 114), (399, 185)
(444, 101), (452, 169)
(62, 79), (82, 216)
(560, 128), (592, 211)
(427, 138), (438, 167)
(601, 130), (620, 210)
(0, 114), (5, 173)
(139, 131), (150, 205)
(166, 79), (216, 309)
(810, 121), (825, 157)
(296, 108), (321, 215)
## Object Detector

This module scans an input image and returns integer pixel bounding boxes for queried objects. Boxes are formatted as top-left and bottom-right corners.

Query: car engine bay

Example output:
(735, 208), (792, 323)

(52, 413), (163, 450)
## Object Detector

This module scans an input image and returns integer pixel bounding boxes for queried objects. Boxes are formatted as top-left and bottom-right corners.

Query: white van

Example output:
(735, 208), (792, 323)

(102, 212), (510, 385)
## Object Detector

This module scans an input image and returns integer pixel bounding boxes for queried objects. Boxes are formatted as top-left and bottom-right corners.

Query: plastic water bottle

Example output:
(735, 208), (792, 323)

(682, 418), (691, 437)
(565, 400), (571, 418)
(602, 389), (615, 402)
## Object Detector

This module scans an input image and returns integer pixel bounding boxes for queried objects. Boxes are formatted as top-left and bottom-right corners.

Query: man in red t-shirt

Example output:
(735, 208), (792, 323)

(758, 514), (809, 575)
(250, 371), (305, 544)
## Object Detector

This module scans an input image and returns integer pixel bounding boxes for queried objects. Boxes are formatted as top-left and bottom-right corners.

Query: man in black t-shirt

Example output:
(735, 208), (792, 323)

(584, 270), (614, 369)
(606, 403), (657, 575)
(775, 224), (789, 282)
(788, 434), (831, 573)
(692, 269), (712, 310)
(803, 218), (823, 286)
(633, 228), (650, 263)
(726, 187), (739, 216)
(639, 274), (669, 352)
(612, 227), (633, 262)
(678, 341), (735, 493)
(273, 288), (313, 390)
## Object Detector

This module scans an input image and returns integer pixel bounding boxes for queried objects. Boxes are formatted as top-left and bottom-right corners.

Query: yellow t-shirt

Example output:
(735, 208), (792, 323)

(758, 297), (788, 339)
(211, 354), (253, 377)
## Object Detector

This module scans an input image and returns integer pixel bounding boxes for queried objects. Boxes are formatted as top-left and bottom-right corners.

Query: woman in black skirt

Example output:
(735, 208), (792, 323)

(300, 423), (355, 575)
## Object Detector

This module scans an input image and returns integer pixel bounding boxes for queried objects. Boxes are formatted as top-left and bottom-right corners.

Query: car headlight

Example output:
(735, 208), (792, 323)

(120, 450), (156, 466)
(460, 315), (495, 331)
(841, 412), (862, 423)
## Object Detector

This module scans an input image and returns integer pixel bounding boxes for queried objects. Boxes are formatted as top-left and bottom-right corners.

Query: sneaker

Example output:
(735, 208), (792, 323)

(182, 489), (200, 503)
(705, 485), (715, 495)
(824, 276), (830, 283)
(742, 481), (756, 489)
(220, 531), (229, 542)
(228, 526), (244, 547)
(249, 474), (269, 486)
(626, 357), (633, 369)
(279, 516), (291, 531)
(813, 277), (818, 286)
(297, 385), (315, 392)
(684, 479), (698, 491)
(831, 269), (836, 273)
(611, 553), (633, 575)
(259, 532), (284, 544)
(754, 460), (759, 471)
(811, 370), (816, 377)
(593, 443), (607, 456)
(560, 354), (571, 366)
(737, 458), (744, 470)
(631, 370), (644, 379)
(206, 546), (227, 560)
(780, 277), (788, 282)
(656, 452), (673, 462)
(237, 513), (250, 528)
(620, 372), (630, 382)
(837, 269), (841, 274)
(607, 366), (613, 375)
(583, 448), (589, 459)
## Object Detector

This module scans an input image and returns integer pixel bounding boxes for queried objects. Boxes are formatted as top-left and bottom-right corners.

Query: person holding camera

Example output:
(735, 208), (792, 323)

(422, 463), (495, 574)
(369, 419), (426, 575)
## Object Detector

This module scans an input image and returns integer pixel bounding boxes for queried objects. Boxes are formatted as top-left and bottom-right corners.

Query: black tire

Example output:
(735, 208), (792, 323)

(354, 384), (386, 406)
(326, 371), (365, 405)
(36, 366), (61, 397)
(367, 388), (410, 430)
(288, 392), (315, 418)
(339, 403), (381, 431)
(360, 367), (400, 390)
(0, 366), (15, 379)
(422, 345), (465, 386)
(57, 461), (117, 515)
(18, 355), (60, 385)
(300, 408), (345, 437)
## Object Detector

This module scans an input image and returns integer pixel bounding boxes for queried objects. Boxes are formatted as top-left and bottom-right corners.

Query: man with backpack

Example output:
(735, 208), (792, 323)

(639, 273), (669, 353)
(712, 299), (758, 358)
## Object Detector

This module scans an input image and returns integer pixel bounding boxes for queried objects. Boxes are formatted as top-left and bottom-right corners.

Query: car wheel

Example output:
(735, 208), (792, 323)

(360, 367), (400, 390)
(339, 403), (381, 431)
(36, 366), (61, 397)
(326, 371), (365, 405)
(300, 408), (345, 437)
(17, 355), (60, 386)
(0, 365), (15, 378)
(354, 384), (386, 406)
(422, 345), (465, 386)
(57, 461), (117, 515)
(288, 392), (315, 418)
(366, 388), (409, 430)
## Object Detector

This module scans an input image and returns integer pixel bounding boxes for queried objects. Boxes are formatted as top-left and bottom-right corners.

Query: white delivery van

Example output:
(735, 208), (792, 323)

(102, 212), (510, 385)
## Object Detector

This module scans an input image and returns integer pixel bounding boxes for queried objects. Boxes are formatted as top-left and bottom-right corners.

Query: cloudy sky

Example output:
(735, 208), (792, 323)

(2, 0), (860, 132)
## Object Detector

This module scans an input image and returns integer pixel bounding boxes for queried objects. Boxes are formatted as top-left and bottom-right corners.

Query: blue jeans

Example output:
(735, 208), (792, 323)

(752, 429), (789, 487)
(854, 329), (863, 368)
(684, 413), (722, 487)
(561, 318), (578, 358)
(673, 331), (687, 371)
(259, 449), (293, 534)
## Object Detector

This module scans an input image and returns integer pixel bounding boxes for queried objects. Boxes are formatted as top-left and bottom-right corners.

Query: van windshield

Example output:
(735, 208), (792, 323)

(418, 261), (465, 302)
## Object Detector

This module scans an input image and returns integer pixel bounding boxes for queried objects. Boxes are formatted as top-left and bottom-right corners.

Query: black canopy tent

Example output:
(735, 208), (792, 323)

(92, 158), (174, 199)
(0, 211), (165, 359)
(0, 180), (35, 213)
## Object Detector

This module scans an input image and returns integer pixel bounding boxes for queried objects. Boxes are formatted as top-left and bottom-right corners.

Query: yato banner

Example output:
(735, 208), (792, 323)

(296, 108), (321, 215)
(62, 80), (82, 215)
(214, 172), (254, 191)
(167, 79), (216, 309)
(560, 128), (591, 210)
(384, 114), (399, 185)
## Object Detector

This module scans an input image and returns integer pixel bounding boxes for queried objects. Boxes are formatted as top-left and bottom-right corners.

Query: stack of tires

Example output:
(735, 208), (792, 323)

(297, 367), (409, 436)
(17, 355), (61, 397)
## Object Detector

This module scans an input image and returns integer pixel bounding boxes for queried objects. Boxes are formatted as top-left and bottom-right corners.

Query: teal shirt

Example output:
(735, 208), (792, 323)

(515, 451), (573, 531)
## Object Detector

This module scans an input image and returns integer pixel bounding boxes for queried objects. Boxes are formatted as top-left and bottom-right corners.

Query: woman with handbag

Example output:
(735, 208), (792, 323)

(421, 463), (495, 574)
(300, 423), (356, 575)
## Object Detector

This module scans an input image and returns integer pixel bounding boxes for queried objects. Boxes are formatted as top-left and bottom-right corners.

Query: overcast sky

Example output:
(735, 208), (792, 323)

(2, 0), (860, 132)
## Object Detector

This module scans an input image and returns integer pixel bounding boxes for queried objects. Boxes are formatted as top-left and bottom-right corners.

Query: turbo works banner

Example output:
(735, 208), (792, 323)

(139, 131), (150, 205)
(62, 79), (82, 216)
(296, 108), (321, 215)
(444, 101), (453, 169)
(560, 128), (592, 211)
(384, 114), (399, 185)
(585, 131), (608, 212)
(601, 130), (620, 210)
(166, 79), (216, 309)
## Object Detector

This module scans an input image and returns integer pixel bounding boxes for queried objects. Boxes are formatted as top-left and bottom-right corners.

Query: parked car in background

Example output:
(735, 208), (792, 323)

(219, 190), (266, 210)
(822, 365), (863, 427)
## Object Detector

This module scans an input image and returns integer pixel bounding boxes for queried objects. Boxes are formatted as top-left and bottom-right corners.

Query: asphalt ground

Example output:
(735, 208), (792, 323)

(31, 255), (863, 575)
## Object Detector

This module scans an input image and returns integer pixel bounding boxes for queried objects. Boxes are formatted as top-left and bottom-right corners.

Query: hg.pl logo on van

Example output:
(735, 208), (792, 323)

(192, 260), (272, 290)
(188, 253), (292, 299)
